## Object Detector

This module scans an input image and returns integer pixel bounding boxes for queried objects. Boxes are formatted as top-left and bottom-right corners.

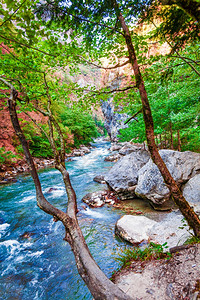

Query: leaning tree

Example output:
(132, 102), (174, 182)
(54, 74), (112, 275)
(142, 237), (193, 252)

(37, 0), (200, 236)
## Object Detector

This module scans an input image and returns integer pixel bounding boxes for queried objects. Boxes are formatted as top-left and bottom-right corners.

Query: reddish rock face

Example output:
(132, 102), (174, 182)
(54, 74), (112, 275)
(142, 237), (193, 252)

(0, 100), (16, 153)
(0, 98), (49, 154)
(0, 96), (74, 160)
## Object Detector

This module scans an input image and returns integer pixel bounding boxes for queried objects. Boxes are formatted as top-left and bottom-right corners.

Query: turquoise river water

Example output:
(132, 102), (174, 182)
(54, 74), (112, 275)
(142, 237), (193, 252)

(0, 139), (136, 300)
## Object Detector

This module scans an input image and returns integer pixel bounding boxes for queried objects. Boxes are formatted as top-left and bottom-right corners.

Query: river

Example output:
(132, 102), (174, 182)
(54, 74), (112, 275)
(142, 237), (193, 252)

(0, 139), (136, 300)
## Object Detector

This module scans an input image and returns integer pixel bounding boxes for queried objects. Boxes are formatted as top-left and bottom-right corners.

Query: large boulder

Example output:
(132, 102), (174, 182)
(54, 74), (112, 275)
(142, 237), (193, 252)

(115, 215), (157, 244)
(148, 212), (192, 248)
(135, 150), (200, 206)
(183, 173), (200, 214)
(115, 212), (191, 248)
(104, 149), (150, 200)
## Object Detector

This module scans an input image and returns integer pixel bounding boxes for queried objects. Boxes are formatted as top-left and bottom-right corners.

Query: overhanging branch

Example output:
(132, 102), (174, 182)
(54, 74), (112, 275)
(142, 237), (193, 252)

(77, 55), (130, 70)
(0, 34), (57, 57)
(83, 85), (136, 95)
(124, 109), (142, 124)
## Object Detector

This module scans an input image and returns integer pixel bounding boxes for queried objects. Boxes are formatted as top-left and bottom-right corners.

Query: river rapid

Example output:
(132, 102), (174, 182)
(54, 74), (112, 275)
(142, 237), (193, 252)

(0, 139), (136, 300)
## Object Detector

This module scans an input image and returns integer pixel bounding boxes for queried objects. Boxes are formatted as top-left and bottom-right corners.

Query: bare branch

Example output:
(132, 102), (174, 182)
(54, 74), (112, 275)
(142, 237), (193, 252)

(43, 73), (65, 165)
(173, 52), (200, 76)
(83, 85), (136, 95)
(124, 109), (142, 124)
(77, 55), (130, 70)
(150, 20), (200, 77)
(171, 55), (200, 65)
(23, 111), (51, 143)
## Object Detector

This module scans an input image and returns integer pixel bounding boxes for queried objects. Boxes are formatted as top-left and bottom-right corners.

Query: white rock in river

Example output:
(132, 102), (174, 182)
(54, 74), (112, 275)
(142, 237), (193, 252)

(115, 215), (157, 244)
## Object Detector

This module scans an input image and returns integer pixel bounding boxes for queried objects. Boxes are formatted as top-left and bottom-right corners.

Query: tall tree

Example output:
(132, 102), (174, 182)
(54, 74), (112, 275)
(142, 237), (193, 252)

(37, 0), (200, 237)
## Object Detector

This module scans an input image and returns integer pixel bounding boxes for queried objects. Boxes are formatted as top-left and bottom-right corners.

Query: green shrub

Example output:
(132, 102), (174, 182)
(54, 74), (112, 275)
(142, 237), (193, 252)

(21, 122), (54, 158)
(116, 242), (171, 268)
(59, 106), (98, 147)
(0, 147), (18, 164)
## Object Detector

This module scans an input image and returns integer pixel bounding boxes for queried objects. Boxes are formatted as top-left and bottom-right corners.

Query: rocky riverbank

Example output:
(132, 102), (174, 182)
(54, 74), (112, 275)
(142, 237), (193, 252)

(0, 157), (55, 184)
(114, 243), (200, 300)
(0, 145), (92, 184)
(81, 141), (200, 267)
(103, 141), (200, 213)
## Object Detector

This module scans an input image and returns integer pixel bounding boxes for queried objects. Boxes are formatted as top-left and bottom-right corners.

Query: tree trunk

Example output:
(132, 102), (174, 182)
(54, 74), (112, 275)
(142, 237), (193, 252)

(159, 133), (162, 149)
(170, 122), (174, 150)
(114, 7), (200, 237)
(164, 130), (167, 148)
(5, 81), (133, 300)
(177, 129), (181, 151)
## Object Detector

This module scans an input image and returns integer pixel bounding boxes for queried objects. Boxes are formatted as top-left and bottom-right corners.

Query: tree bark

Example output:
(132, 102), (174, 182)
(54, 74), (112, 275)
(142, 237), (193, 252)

(3, 78), (134, 300)
(112, 5), (200, 237)
(170, 122), (174, 150)
(177, 129), (181, 151)
(159, 133), (162, 149)
(164, 130), (167, 148)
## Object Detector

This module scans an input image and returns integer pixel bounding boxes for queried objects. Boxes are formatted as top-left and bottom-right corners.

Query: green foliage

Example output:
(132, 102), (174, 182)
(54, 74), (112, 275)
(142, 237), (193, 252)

(0, 0), (199, 161)
(22, 122), (54, 158)
(94, 116), (107, 136)
(0, 0), (102, 160)
(142, 1), (200, 52)
(0, 147), (18, 164)
(119, 44), (200, 151)
(184, 235), (200, 245)
(116, 242), (171, 268)
(58, 106), (98, 147)
(119, 115), (145, 143)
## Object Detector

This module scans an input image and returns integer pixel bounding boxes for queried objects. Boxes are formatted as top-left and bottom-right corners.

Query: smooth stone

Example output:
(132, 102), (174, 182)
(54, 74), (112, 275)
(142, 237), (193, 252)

(119, 143), (145, 156)
(115, 215), (157, 244)
(109, 144), (122, 151)
(115, 212), (192, 248)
